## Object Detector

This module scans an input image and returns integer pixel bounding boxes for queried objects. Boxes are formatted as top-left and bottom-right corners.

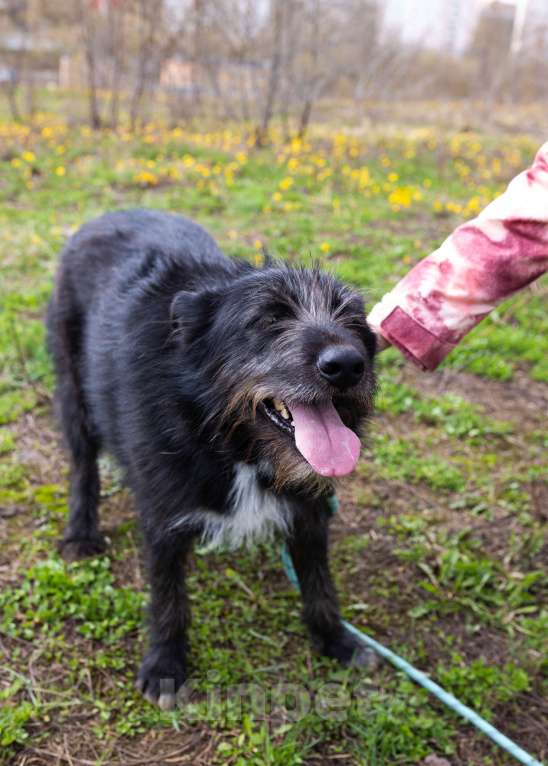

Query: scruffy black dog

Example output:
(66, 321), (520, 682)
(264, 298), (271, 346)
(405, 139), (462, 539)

(47, 209), (377, 709)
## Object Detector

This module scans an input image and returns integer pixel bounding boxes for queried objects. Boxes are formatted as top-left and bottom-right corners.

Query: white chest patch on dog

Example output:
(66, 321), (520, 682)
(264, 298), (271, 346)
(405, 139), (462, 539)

(169, 463), (292, 551)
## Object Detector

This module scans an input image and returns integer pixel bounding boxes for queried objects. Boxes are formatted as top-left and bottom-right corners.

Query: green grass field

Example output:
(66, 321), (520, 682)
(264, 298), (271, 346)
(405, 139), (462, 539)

(0, 112), (546, 766)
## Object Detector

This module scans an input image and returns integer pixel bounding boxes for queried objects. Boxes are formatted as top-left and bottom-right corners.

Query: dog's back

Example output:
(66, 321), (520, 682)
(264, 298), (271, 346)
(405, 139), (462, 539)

(47, 209), (249, 478)
(48, 209), (227, 316)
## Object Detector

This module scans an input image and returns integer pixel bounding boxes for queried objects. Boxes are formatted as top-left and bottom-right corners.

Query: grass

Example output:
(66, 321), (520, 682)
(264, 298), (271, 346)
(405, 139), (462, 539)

(0, 107), (546, 765)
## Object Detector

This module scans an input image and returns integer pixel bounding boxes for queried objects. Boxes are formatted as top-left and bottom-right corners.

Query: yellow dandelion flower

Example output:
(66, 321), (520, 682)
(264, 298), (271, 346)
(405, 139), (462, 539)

(388, 188), (412, 207)
(320, 242), (331, 254)
(254, 239), (263, 249)
(133, 171), (158, 187)
(55, 166), (66, 176)
(279, 177), (294, 191)
(290, 137), (302, 154)
(465, 197), (482, 216)
(22, 151), (36, 163)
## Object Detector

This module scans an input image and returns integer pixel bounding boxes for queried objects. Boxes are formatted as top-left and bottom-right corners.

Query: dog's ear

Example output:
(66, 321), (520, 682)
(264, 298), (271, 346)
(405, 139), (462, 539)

(170, 289), (219, 339)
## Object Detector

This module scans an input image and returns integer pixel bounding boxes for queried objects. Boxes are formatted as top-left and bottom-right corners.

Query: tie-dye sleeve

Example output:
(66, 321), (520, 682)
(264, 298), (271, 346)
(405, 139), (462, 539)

(367, 142), (548, 370)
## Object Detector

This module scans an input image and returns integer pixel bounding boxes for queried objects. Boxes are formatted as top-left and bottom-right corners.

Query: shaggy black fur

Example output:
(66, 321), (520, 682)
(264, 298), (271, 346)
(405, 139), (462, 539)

(46, 209), (377, 708)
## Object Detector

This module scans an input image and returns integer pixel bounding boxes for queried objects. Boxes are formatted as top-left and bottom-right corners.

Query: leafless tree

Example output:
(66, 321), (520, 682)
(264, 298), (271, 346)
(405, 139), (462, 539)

(129, 0), (192, 130)
(284, 0), (340, 139)
(197, 1), (263, 121)
(75, 0), (103, 128)
(0, 0), (31, 120)
(255, 0), (286, 145)
(107, 0), (125, 128)
(129, 0), (160, 130)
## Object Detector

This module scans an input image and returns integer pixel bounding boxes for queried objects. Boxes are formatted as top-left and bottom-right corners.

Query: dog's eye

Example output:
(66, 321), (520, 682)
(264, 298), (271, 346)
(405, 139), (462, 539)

(249, 303), (292, 330)
(248, 313), (281, 330)
(263, 305), (292, 326)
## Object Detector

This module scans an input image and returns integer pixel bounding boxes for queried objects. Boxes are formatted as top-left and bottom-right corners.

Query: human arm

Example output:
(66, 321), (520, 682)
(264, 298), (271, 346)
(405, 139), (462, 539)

(367, 142), (548, 370)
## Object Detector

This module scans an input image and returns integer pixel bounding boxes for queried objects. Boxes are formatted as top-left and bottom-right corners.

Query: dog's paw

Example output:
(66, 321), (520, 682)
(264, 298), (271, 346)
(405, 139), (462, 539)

(321, 627), (380, 670)
(58, 533), (107, 561)
(136, 649), (187, 710)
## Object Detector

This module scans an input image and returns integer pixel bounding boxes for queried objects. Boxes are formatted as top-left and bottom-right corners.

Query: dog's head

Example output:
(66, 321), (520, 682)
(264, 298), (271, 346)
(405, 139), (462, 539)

(171, 264), (376, 492)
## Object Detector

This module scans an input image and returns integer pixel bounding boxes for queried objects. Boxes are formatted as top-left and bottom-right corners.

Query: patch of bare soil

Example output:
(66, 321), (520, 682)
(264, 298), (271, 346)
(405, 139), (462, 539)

(16, 728), (216, 766)
(10, 409), (65, 484)
(402, 365), (548, 431)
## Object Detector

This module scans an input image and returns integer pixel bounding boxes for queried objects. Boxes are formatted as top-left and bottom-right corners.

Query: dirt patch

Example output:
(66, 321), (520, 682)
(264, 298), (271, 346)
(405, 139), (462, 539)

(10, 410), (66, 485)
(402, 365), (548, 431)
(16, 727), (216, 766)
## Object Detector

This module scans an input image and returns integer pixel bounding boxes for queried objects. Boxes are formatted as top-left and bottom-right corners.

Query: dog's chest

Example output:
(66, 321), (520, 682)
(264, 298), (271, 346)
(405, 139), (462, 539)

(197, 463), (291, 550)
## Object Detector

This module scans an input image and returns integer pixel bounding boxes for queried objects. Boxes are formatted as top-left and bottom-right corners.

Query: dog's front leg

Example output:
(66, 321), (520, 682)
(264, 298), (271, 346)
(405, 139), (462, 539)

(136, 533), (192, 709)
(287, 498), (375, 668)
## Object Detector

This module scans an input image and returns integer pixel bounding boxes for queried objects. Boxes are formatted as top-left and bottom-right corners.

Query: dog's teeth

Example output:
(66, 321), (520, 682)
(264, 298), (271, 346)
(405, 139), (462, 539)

(270, 398), (292, 424)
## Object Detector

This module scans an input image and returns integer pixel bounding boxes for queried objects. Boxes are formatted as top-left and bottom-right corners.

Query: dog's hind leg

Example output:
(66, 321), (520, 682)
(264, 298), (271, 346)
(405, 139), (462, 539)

(286, 498), (377, 668)
(48, 293), (106, 560)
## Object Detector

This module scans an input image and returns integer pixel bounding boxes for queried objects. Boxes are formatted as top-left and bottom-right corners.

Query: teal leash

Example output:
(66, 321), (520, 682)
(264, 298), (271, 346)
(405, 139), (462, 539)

(281, 495), (543, 766)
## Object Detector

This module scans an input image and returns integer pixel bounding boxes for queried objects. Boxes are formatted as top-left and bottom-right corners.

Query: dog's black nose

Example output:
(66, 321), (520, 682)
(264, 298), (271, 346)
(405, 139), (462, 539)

(317, 346), (365, 389)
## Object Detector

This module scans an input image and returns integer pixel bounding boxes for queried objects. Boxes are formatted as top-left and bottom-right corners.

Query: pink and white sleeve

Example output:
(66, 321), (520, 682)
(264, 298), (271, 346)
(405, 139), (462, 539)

(367, 142), (548, 370)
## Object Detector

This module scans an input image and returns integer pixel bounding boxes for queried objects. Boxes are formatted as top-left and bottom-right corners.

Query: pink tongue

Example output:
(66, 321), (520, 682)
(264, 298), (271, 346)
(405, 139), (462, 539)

(288, 401), (361, 477)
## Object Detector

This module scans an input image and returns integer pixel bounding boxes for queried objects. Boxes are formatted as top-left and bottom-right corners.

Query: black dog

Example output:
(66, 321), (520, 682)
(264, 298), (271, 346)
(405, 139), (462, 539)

(47, 209), (377, 709)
